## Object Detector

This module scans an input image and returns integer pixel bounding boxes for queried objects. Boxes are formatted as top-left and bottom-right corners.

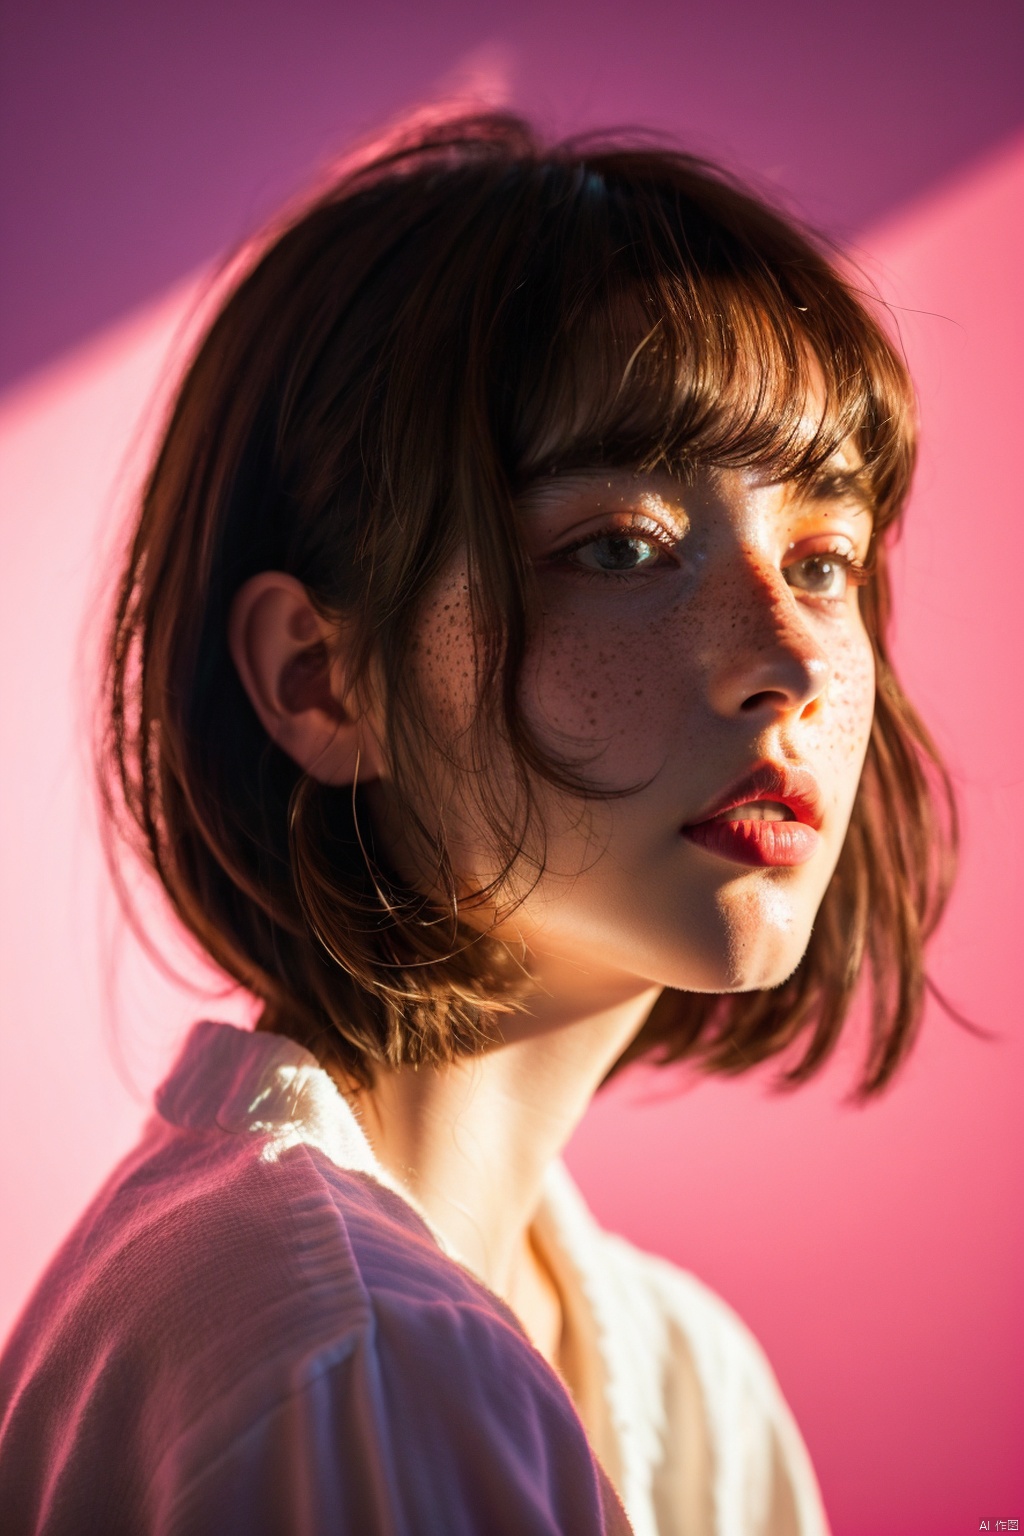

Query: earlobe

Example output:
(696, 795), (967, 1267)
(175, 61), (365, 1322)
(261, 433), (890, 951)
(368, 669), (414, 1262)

(227, 572), (383, 786)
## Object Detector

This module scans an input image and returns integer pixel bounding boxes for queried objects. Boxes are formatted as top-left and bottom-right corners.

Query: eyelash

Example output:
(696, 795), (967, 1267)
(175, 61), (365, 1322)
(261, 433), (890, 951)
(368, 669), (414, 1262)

(549, 521), (872, 596)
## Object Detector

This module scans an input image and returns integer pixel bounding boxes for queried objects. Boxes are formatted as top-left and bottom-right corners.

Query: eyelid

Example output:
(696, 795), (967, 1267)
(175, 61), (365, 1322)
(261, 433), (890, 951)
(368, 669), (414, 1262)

(552, 512), (683, 558)
(788, 496), (873, 541)
(785, 530), (869, 565)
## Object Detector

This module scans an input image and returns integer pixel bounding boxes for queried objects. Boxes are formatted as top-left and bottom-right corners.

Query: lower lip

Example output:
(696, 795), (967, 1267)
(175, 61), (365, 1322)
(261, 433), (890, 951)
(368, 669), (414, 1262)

(680, 818), (820, 867)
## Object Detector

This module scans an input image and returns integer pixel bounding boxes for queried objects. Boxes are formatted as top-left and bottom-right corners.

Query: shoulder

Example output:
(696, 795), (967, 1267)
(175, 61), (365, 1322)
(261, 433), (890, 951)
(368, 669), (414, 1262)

(0, 1104), (504, 1428)
(1, 1109), (627, 1535)
(0, 1117), (380, 1471)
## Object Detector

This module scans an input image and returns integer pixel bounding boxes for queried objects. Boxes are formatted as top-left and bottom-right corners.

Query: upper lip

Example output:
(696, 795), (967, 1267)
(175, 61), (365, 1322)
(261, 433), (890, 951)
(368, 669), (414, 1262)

(682, 762), (824, 831)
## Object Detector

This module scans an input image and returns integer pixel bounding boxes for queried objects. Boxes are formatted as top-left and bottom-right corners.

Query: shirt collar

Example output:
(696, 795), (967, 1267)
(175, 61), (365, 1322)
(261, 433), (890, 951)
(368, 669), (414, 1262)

(155, 1020), (478, 1262)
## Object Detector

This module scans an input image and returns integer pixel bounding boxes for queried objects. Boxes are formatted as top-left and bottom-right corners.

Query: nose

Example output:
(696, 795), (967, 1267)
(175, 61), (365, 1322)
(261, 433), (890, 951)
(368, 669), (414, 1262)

(704, 562), (830, 721)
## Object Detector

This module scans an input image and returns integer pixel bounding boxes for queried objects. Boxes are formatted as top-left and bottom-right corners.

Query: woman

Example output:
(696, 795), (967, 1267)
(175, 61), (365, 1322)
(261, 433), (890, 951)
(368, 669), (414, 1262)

(0, 112), (954, 1534)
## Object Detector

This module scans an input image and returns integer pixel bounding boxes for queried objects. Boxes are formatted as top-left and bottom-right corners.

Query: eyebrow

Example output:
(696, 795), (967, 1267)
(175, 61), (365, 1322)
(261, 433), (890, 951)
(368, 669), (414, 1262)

(516, 459), (878, 524)
(514, 465), (635, 513)
(799, 465), (875, 514)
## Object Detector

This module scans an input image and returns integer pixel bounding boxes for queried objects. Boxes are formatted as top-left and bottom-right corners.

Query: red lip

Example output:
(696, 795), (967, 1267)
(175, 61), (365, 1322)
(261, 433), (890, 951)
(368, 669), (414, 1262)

(680, 762), (824, 869)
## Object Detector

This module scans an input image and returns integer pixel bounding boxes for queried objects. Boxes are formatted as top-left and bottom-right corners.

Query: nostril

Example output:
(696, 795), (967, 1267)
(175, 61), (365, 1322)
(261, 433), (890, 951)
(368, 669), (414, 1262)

(740, 689), (788, 713)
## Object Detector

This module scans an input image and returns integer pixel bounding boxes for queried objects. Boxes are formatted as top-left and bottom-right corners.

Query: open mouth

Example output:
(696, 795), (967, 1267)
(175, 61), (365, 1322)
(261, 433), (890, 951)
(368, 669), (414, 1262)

(711, 799), (796, 823)
(679, 768), (823, 868)
(681, 809), (818, 867)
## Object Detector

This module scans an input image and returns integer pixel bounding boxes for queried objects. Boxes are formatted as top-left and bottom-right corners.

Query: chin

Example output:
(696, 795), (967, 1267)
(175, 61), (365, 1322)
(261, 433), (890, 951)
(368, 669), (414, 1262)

(719, 944), (808, 993)
(669, 877), (816, 993)
(649, 921), (810, 995)
(671, 939), (809, 995)
(720, 916), (813, 992)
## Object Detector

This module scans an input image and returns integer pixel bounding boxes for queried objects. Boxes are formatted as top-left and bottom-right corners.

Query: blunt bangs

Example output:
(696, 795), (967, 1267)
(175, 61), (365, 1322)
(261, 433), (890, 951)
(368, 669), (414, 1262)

(478, 160), (915, 533)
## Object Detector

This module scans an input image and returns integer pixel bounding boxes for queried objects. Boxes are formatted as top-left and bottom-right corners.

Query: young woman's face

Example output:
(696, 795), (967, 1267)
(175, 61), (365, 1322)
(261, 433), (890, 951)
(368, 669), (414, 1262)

(385, 452), (876, 996)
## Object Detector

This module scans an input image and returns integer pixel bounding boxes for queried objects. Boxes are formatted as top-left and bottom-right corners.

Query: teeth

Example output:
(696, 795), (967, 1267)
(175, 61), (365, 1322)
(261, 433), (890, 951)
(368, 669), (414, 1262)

(718, 800), (793, 823)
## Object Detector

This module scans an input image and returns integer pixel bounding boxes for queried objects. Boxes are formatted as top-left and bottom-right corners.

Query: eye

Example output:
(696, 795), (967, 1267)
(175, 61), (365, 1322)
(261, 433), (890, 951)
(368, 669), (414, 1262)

(573, 534), (666, 572)
(554, 520), (679, 577)
(784, 548), (865, 600)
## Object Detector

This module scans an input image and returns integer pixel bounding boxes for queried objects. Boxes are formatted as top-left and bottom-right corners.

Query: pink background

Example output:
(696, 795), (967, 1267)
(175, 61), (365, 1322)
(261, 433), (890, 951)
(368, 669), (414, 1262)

(2, 7), (1022, 1531)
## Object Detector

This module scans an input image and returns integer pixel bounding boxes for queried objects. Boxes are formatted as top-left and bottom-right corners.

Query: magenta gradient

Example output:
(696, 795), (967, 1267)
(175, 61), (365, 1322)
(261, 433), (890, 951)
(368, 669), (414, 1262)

(2, 0), (1023, 392)
(1, 9), (1023, 1533)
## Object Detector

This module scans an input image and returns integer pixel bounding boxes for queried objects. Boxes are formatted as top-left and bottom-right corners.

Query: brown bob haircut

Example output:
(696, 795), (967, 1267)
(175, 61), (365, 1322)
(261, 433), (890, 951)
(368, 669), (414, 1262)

(104, 111), (957, 1097)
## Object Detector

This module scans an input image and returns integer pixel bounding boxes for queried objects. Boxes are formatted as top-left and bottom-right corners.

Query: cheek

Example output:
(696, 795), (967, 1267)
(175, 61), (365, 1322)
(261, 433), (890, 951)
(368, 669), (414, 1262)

(524, 598), (701, 781)
(816, 621), (876, 797)
(408, 571), (478, 735)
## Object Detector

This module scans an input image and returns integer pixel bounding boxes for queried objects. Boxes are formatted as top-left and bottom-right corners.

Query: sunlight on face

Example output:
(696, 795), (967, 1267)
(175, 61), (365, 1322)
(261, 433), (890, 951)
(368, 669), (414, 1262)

(389, 455), (876, 997)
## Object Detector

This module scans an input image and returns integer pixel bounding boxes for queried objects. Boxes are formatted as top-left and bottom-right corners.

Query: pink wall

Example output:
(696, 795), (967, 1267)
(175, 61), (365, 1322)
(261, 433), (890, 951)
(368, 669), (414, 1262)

(5, 0), (1022, 391)
(1, 119), (1021, 1536)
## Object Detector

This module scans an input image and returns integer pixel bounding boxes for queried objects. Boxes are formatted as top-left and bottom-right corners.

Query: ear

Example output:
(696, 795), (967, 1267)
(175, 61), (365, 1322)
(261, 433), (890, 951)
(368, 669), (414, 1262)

(228, 572), (385, 786)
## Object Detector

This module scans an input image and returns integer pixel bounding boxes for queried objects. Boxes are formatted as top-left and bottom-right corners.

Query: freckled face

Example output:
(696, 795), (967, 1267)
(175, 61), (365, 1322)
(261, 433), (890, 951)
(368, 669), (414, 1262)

(393, 459), (876, 994)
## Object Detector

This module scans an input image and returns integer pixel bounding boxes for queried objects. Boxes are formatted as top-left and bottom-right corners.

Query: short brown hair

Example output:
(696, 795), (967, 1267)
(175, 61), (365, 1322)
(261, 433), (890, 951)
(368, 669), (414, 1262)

(103, 111), (956, 1097)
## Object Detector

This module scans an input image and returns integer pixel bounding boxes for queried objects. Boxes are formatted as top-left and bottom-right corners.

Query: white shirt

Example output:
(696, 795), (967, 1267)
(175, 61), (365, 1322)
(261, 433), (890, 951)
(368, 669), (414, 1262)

(0, 1022), (830, 1535)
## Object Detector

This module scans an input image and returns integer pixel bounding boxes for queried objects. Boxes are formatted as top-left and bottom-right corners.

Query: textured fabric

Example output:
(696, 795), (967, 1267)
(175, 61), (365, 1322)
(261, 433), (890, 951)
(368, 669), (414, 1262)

(0, 1023), (829, 1535)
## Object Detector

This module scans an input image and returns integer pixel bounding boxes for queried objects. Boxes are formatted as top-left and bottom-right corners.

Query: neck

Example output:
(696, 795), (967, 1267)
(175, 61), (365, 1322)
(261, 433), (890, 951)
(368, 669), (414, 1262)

(333, 956), (658, 1363)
